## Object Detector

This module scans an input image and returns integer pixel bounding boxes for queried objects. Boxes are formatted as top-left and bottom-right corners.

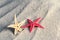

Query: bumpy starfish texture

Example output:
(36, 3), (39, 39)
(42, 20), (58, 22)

(8, 14), (25, 35)
(21, 18), (44, 32)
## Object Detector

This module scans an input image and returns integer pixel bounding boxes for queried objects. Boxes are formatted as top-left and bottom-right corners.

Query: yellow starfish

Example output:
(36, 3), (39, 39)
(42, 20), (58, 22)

(8, 14), (25, 35)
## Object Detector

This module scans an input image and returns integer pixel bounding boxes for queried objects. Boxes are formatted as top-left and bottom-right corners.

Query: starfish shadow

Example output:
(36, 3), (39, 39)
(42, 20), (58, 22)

(7, 27), (14, 34)
(28, 26), (30, 31)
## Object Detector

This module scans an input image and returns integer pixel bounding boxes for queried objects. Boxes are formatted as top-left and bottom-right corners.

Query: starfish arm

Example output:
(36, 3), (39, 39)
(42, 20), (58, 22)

(19, 28), (22, 31)
(30, 24), (34, 32)
(14, 14), (18, 24)
(27, 19), (33, 23)
(18, 20), (26, 27)
(35, 23), (44, 29)
(21, 24), (29, 28)
(34, 18), (41, 23)
(14, 29), (18, 35)
(8, 24), (15, 28)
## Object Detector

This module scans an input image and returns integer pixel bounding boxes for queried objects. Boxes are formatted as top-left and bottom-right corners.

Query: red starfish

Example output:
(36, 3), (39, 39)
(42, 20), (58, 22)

(21, 18), (44, 32)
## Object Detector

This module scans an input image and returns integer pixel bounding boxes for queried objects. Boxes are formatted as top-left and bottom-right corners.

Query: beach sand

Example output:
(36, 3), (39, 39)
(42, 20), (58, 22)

(0, 0), (59, 40)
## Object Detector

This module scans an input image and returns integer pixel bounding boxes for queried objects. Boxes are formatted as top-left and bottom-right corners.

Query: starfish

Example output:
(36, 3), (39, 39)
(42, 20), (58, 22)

(8, 14), (25, 35)
(21, 18), (44, 32)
